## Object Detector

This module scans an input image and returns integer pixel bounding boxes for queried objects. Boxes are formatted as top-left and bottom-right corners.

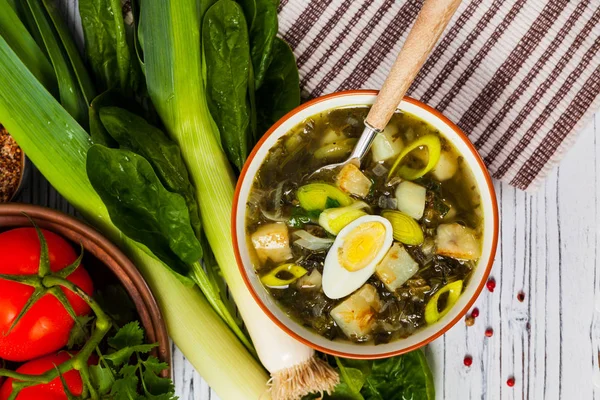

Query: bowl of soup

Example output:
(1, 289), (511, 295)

(233, 90), (499, 358)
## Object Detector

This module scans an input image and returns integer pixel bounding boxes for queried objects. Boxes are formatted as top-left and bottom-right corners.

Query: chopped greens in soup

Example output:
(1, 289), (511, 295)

(246, 106), (483, 345)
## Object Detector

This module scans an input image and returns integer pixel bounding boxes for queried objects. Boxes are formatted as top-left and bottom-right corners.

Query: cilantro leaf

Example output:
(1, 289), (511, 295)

(111, 375), (139, 400)
(143, 368), (175, 395)
(105, 344), (157, 366)
(109, 321), (145, 349)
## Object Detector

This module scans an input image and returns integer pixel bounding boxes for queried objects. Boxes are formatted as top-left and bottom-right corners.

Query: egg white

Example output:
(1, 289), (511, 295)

(322, 215), (393, 299)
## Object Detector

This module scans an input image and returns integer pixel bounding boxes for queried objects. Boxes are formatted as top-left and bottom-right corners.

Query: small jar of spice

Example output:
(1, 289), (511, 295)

(0, 125), (26, 202)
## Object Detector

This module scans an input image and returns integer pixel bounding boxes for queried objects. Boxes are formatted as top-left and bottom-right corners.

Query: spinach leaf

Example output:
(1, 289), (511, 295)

(79, 0), (138, 93)
(324, 351), (435, 400)
(237, 0), (256, 28)
(98, 106), (202, 238)
(361, 351), (434, 400)
(89, 90), (120, 147)
(249, 0), (278, 88)
(326, 357), (367, 400)
(256, 37), (300, 135)
(86, 145), (202, 279)
(203, 0), (251, 171)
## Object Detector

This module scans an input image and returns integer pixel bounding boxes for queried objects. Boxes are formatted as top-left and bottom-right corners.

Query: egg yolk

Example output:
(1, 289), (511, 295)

(338, 221), (387, 272)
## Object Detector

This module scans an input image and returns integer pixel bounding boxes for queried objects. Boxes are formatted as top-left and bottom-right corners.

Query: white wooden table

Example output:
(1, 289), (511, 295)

(22, 2), (600, 398)
(19, 113), (599, 400)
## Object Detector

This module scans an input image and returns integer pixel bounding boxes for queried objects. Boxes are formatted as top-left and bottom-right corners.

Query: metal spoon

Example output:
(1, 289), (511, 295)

(310, 0), (462, 178)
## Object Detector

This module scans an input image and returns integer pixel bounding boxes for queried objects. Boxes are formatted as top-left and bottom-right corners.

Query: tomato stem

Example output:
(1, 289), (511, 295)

(1, 275), (111, 400)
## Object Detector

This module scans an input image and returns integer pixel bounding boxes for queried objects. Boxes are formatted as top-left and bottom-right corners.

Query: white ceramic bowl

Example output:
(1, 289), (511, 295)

(233, 90), (499, 359)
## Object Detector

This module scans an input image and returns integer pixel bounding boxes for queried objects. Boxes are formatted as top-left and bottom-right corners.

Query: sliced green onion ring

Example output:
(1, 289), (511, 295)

(381, 210), (424, 245)
(388, 134), (441, 180)
(261, 263), (308, 288)
(424, 280), (463, 324)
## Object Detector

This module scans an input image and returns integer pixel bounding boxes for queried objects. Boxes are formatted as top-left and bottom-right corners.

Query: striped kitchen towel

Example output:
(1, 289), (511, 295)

(277, 0), (600, 190)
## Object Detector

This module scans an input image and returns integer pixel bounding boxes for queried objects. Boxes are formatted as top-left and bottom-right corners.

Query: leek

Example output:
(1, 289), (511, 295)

(0, 36), (269, 399)
(142, 1), (338, 398)
(25, 0), (90, 125)
(0, 0), (56, 95)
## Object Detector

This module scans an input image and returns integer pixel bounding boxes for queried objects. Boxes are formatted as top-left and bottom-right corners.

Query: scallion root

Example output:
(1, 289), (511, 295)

(269, 355), (339, 400)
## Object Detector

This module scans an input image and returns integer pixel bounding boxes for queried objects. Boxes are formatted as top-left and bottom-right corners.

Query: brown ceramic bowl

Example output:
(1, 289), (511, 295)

(0, 203), (170, 376)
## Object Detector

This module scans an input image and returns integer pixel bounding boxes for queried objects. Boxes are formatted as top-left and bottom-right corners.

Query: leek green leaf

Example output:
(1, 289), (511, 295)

(86, 145), (201, 277)
(25, 0), (88, 126)
(203, 0), (252, 171)
(249, 0), (278, 88)
(78, 0), (137, 92)
(99, 106), (202, 237)
(0, 0), (57, 96)
(0, 36), (267, 397)
(256, 37), (300, 135)
(41, 0), (96, 106)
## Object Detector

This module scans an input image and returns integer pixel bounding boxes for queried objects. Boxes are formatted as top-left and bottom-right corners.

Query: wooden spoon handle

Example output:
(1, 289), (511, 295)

(365, 0), (462, 130)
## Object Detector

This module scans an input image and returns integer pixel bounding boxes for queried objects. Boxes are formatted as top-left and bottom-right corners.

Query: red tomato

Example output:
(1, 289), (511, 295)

(0, 352), (87, 400)
(0, 228), (94, 362)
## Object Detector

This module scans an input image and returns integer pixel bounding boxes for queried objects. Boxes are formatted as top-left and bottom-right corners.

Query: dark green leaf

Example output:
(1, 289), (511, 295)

(249, 0), (278, 88)
(109, 321), (145, 349)
(325, 197), (341, 209)
(86, 145), (202, 278)
(288, 206), (320, 228)
(111, 375), (139, 400)
(95, 284), (136, 326)
(118, 363), (138, 378)
(0, 0), (57, 95)
(79, 0), (136, 92)
(203, 0), (251, 171)
(25, 0), (89, 126)
(360, 350), (435, 400)
(105, 343), (157, 366)
(256, 37), (300, 136)
(326, 352), (435, 400)
(142, 356), (170, 375)
(98, 106), (202, 238)
(142, 368), (174, 395)
(236, 0), (256, 28)
(326, 357), (366, 399)
(89, 364), (115, 395)
(89, 90), (120, 147)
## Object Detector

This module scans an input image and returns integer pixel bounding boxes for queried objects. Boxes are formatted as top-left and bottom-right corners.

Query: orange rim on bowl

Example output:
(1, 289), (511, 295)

(232, 90), (499, 359)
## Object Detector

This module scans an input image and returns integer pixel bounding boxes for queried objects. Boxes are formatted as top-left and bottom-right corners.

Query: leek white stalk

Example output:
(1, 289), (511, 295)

(141, 0), (338, 398)
(0, 35), (269, 399)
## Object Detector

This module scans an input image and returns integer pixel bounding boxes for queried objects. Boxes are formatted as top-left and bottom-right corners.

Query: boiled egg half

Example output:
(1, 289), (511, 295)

(322, 215), (393, 299)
